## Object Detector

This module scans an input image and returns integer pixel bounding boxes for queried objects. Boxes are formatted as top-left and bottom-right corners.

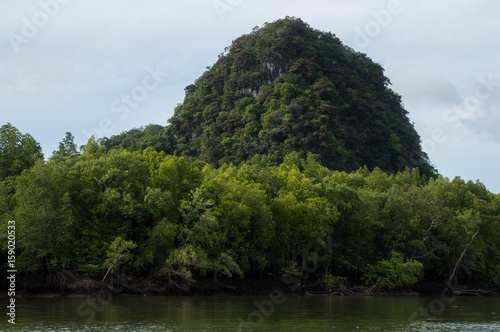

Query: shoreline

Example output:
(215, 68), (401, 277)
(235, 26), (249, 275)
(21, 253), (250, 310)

(2, 274), (498, 299)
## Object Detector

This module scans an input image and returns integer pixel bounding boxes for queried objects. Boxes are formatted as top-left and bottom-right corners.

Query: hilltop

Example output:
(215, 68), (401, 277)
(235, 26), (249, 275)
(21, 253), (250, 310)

(104, 17), (436, 176)
(6, 19), (499, 298)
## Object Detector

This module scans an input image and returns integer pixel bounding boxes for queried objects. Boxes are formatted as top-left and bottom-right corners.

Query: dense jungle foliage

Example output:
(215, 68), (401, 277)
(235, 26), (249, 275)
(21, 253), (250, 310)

(1, 126), (500, 292)
(103, 18), (436, 177)
(1, 18), (499, 293)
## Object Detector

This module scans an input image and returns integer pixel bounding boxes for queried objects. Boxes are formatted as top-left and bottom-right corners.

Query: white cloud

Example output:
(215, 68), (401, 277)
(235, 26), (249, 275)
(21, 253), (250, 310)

(387, 66), (461, 108)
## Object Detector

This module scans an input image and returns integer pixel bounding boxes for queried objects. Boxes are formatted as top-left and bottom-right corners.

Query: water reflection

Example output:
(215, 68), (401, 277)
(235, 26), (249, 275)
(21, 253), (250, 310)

(2, 295), (499, 331)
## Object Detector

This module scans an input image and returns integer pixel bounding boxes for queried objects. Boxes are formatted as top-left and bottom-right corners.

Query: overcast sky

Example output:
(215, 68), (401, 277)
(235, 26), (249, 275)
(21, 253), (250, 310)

(1, 0), (499, 193)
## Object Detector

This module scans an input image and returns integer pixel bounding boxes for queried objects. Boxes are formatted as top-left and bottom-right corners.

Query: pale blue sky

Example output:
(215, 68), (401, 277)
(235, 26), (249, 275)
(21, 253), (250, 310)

(2, 0), (499, 193)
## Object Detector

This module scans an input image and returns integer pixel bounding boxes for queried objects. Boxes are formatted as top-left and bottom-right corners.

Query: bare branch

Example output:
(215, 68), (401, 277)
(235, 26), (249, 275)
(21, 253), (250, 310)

(448, 229), (480, 284)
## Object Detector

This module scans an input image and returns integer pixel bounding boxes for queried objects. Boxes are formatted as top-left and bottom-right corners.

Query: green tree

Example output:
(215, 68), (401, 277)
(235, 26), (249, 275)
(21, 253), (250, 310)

(160, 18), (436, 176)
(67, 148), (151, 275)
(13, 161), (75, 272)
(167, 190), (243, 282)
(0, 123), (43, 179)
(51, 132), (79, 160)
(103, 236), (137, 281)
(364, 250), (423, 288)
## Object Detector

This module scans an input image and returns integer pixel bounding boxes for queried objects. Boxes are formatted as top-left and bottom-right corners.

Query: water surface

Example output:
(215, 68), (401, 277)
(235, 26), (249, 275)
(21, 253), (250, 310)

(3, 295), (500, 331)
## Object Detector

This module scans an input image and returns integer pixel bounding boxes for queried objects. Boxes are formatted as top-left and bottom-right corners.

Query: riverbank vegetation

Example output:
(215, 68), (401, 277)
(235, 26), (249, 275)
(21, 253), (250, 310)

(1, 18), (500, 296)
(1, 129), (499, 295)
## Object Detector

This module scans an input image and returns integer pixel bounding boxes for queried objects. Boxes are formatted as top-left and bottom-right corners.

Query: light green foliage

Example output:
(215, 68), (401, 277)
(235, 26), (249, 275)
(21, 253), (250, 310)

(212, 251), (244, 280)
(1, 120), (499, 290)
(150, 154), (203, 205)
(173, 177), (253, 281)
(323, 273), (347, 289)
(364, 251), (423, 288)
(165, 245), (210, 277)
(104, 236), (137, 274)
(135, 218), (177, 270)
(80, 136), (104, 157)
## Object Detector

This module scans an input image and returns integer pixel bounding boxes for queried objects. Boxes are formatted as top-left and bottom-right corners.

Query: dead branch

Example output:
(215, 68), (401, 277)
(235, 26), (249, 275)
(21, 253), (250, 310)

(448, 228), (479, 285)
(411, 248), (440, 260)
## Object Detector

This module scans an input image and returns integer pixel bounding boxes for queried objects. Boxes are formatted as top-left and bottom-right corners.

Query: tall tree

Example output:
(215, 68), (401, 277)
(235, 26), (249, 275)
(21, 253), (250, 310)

(14, 161), (75, 272)
(0, 123), (43, 179)
(51, 132), (79, 160)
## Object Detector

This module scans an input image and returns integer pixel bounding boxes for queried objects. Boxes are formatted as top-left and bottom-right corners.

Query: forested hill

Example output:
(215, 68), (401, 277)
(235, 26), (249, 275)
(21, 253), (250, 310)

(104, 17), (436, 176)
(8, 18), (500, 297)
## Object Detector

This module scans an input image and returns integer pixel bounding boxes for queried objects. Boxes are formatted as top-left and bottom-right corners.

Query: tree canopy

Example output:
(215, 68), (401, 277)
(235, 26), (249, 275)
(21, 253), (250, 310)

(2, 19), (499, 295)
(0, 123), (43, 180)
(1, 135), (499, 293)
(155, 17), (436, 176)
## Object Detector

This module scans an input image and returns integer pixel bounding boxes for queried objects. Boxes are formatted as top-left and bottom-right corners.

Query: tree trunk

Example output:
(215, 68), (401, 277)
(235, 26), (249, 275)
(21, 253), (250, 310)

(448, 228), (479, 285)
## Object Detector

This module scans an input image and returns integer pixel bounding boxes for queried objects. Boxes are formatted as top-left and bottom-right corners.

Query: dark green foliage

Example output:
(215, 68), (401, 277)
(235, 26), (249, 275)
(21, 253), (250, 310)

(100, 124), (167, 153)
(13, 161), (75, 272)
(161, 18), (436, 177)
(51, 132), (79, 160)
(0, 123), (43, 180)
(1, 19), (498, 291)
(0, 137), (499, 289)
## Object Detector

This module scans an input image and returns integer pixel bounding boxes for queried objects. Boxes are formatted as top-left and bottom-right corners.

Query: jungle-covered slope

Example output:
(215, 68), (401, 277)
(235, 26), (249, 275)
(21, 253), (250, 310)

(104, 17), (436, 176)
(4, 19), (500, 296)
